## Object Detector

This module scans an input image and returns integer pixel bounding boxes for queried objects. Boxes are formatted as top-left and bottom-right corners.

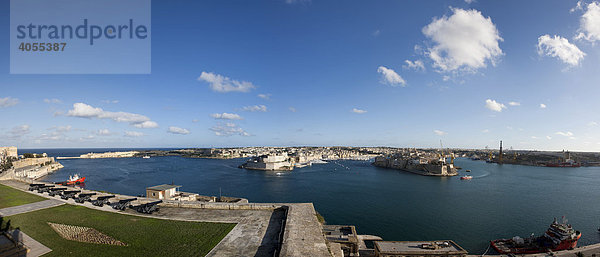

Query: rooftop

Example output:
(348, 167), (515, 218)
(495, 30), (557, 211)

(374, 240), (467, 255)
(146, 184), (181, 191)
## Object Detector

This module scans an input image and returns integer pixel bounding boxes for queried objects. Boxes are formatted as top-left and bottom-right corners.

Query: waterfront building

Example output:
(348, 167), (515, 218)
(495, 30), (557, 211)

(240, 153), (294, 171)
(323, 225), (360, 257)
(146, 184), (198, 201)
(374, 240), (467, 257)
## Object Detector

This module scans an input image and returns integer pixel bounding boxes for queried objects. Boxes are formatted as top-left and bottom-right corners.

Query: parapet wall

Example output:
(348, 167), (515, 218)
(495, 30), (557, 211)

(161, 200), (279, 210)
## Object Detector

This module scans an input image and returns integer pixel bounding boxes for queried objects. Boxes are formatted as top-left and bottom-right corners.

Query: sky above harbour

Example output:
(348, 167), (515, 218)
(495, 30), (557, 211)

(1, 0), (600, 151)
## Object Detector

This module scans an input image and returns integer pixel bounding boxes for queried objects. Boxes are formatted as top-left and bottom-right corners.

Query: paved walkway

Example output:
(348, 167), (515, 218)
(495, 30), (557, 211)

(0, 200), (64, 216)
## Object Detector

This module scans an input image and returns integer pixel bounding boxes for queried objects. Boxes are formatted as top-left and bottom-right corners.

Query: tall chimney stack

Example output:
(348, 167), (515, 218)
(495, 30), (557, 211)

(499, 140), (503, 164)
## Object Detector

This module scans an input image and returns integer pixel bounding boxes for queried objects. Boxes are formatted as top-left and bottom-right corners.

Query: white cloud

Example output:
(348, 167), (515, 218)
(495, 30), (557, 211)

(588, 121), (598, 126)
(482, 129), (489, 133)
(67, 103), (159, 128)
(36, 132), (64, 142)
(555, 131), (574, 137)
(372, 30), (381, 37)
(97, 129), (111, 136)
(168, 126), (190, 135)
(537, 35), (585, 67)
(210, 113), (243, 120)
(546, 136), (552, 140)
(133, 121), (159, 128)
(289, 107), (297, 112)
(485, 99), (506, 112)
(8, 125), (30, 139)
(377, 66), (406, 86)
(531, 136), (538, 139)
(465, 0), (475, 3)
(540, 103), (547, 109)
(352, 108), (367, 114)
(242, 105), (267, 112)
(51, 125), (72, 132)
(124, 131), (144, 137)
(574, 1), (600, 43)
(0, 97), (19, 108)
(422, 8), (503, 72)
(508, 101), (520, 106)
(44, 98), (62, 104)
(198, 72), (256, 93)
(102, 100), (119, 104)
(210, 123), (251, 137)
(434, 130), (447, 136)
(403, 60), (425, 71)
(258, 94), (271, 100)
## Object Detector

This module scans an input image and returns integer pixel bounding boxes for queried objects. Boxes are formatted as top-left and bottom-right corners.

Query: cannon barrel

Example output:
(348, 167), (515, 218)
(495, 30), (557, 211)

(74, 193), (97, 203)
(91, 195), (115, 207)
(132, 200), (162, 214)
(60, 190), (81, 199)
(48, 188), (67, 196)
(37, 185), (55, 193)
(110, 198), (137, 210)
(28, 184), (45, 191)
(145, 200), (163, 205)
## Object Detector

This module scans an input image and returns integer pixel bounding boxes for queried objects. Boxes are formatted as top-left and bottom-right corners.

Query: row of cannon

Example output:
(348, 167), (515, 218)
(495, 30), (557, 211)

(28, 183), (162, 214)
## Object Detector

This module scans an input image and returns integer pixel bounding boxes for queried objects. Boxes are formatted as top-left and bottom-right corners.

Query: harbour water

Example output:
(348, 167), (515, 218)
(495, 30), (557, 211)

(29, 148), (600, 254)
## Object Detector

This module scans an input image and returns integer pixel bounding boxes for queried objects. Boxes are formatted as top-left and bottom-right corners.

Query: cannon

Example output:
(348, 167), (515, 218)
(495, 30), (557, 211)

(60, 190), (81, 200)
(91, 195), (115, 207)
(74, 193), (97, 203)
(131, 200), (162, 214)
(37, 185), (55, 193)
(109, 198), (137, 211)
(28, 183), (45, 191)
(48, 188), (67, 196)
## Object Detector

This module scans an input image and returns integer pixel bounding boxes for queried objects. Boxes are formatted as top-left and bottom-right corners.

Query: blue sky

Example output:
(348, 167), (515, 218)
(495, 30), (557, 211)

(1, 0), (600, 150)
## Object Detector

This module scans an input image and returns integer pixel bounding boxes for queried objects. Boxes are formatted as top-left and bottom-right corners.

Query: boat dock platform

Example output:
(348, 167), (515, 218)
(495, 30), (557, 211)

(468, 242), (600, 257)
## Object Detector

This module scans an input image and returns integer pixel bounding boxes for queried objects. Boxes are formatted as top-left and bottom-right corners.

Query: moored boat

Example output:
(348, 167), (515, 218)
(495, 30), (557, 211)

(460, 175), (472, 180)
(56, 174), (86, 185)
(490, 217), (581, 255)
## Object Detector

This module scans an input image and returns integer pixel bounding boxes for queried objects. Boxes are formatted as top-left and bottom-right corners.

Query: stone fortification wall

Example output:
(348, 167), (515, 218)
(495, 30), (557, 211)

(12, 157), (55, 169)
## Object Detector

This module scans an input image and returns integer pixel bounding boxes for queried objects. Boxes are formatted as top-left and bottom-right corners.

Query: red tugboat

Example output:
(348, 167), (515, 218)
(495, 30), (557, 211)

(491, 217), (581, 255)
(56, 174), (86, 185)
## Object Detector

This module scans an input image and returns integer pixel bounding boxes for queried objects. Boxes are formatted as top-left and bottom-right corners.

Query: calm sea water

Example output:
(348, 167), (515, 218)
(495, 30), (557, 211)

(26, 148), (600, 253)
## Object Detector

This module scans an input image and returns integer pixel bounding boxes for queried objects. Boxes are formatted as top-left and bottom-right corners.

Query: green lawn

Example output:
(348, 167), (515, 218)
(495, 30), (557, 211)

(7, 205), (235, 256)
(0, 183), (46, 208)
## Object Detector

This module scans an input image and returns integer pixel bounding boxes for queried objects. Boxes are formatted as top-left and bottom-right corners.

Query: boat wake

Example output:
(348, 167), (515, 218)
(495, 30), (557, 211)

(472, 170), (491, 179)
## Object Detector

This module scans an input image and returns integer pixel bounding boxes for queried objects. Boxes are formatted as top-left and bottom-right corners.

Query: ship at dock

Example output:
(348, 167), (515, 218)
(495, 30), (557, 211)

(372, 150), (458, 176)
(490, 217), (581, 255)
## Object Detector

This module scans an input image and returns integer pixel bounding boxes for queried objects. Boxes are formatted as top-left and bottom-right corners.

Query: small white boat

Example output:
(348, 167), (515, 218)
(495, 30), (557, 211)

(460, 175), (472, 180)
(142, 156), (150, 159)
